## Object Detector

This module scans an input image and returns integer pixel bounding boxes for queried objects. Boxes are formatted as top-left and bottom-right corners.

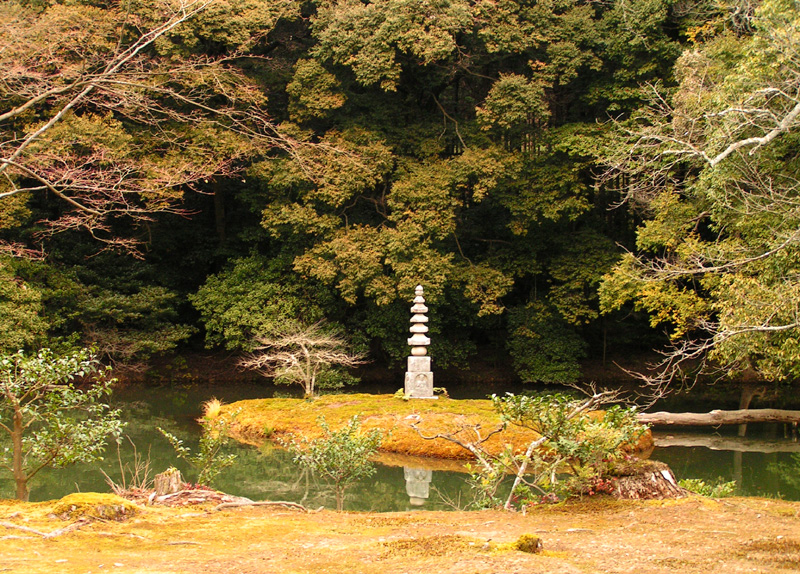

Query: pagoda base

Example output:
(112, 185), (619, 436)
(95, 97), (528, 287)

(404, 370), (436, 399)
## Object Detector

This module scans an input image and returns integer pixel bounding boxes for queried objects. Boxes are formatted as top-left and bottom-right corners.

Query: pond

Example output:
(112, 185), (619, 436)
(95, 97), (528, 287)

(3, 384), (800, 509)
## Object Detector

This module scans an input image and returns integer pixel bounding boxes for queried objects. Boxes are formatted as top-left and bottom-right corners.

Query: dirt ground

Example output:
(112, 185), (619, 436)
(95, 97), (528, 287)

(2, 495), (799, 574)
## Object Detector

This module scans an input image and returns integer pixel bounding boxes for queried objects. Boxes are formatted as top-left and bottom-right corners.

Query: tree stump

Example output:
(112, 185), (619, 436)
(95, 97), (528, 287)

(613, 460), (685, 500)
(154, 468), (183, 496)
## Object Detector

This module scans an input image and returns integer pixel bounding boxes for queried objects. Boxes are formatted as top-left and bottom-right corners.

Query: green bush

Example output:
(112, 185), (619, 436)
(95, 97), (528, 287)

(282, 416), (382, 511)
(679, 478), (737, 498)
(462, 392), (647, 509)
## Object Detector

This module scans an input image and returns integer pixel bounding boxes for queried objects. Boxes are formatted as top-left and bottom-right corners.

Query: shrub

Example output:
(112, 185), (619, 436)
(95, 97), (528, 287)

(282, 416), (382, 511)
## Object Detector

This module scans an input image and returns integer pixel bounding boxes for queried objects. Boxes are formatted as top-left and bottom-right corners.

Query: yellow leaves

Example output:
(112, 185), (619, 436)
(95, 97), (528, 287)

(476, 74), (551, 133)
(35, 112), (132, 158)
(287, 59), (346, 122)
(450, 147), (517, 203)
(456, 263), (513, 317)
(389, 163), (457, 239)
(706, 272), (800, 380)
(266, 128), (393, 210)
(311, 0), (471, 90)
(685, 22), (718, 45)
(636, 281), (708, 339)
(599, 254), (709, 340)
(0, 3), (119, 77)
(262, 203), (341, 239)
(295, 226), (390, 305)
(635, 191), (700, 252)
(0, 190), (31, 230)
(152, 0), (300, 54)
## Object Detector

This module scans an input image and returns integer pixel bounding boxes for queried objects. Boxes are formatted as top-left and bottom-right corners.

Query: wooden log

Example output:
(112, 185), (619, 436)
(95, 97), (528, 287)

(638, 408), (800, 427)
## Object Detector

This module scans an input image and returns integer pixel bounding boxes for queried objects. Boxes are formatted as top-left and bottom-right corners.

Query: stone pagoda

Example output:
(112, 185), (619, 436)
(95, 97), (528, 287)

(403, 285), (436, 398)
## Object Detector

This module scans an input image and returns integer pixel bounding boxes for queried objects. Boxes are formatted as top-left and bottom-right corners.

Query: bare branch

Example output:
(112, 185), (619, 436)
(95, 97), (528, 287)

(409, 420), (506, 472)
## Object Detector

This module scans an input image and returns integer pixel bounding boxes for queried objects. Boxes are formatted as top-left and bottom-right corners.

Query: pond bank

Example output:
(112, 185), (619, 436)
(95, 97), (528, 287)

(2, 494), (799, 573)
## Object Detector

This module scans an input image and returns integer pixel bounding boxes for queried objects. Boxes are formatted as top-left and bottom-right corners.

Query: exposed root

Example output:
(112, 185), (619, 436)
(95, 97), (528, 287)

(0, 518), (89, 539)
(213, 500), (315, 513)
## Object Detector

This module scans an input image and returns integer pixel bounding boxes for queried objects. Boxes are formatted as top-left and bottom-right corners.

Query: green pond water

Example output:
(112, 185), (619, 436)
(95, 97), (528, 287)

(3, 384), (800, 509)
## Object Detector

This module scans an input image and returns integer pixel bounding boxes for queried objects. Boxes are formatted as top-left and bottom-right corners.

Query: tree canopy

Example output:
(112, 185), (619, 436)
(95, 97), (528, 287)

(4, 0), (792, 390)
(600, 0), (800, 388)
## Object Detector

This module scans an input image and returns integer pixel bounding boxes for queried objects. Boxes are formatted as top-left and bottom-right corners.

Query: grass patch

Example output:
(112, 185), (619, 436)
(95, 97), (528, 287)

(51, 493), (139, 521)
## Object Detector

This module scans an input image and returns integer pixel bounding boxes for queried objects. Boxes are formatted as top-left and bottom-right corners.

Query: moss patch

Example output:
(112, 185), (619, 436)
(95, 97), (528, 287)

(51, 493), (139, 521)
(1, 497), (800, 573)
(382, 534), (482, 557)
(513, 533), (543, 553)
(739, 537), (800, 569)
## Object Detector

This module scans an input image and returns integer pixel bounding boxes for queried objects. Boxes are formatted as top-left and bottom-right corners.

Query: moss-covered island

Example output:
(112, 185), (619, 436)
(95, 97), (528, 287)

(222, 393), (655, 464)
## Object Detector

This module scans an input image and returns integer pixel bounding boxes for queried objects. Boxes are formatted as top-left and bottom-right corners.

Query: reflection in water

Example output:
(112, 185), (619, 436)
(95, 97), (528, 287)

(404, 467), (432, 506)
(652, 424), (800, 500)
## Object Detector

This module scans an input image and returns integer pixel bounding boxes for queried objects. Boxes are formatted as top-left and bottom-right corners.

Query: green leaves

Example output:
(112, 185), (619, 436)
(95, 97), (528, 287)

(477, 74), (551, 134)
(190, 255), (329, 351)
(599, 0), (800, 383)
(311, 0), (471, 90)
(287, 59), (347, 122)
(0, 259), (48, 353)
(506, 301), (586, 384)
(0, 348), (124, 499)
(283, 415), (382, 510)
(158, 413), (238, 487)
(460, 392), (647, 508)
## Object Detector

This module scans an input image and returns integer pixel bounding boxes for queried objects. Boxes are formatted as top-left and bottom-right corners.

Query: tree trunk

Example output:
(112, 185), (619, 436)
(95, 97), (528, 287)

(737, 384), (764, 437)
(12, 407), (28, 501)
(335, 487), (344, 512)
(213, 182), (226, 243)
(638, 408), (800, 426)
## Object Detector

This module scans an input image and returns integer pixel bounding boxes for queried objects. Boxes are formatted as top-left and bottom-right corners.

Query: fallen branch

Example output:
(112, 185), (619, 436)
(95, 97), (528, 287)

(638, 408), (800, 426)
(212, 501), (313, 513)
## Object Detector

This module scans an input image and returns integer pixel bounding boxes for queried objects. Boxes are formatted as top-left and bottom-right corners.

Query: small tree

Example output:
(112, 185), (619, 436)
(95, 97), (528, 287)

(158, 400), (238, 487)
(0, 348), (124, 500)
(494, 392), (646, 506)
(412, 390), (647, 509)
(241, 322), (367, 397)
(283, 416), (382, 511)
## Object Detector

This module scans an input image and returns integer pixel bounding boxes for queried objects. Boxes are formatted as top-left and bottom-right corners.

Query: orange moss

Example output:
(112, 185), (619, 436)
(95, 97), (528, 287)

(223, 394), (654, 462)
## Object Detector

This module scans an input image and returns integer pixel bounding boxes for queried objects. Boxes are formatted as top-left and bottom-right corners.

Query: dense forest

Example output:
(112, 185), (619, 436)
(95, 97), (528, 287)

(1, 0), (798, 392)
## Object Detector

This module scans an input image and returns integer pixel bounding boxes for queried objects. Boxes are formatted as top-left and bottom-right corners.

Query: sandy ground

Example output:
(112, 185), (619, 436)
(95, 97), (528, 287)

(2, 495), (800, 574)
